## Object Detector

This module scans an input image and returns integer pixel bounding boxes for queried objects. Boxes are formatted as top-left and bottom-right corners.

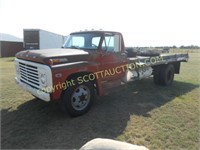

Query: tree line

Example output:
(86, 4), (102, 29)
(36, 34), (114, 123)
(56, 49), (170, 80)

(156, 45), (200, 49)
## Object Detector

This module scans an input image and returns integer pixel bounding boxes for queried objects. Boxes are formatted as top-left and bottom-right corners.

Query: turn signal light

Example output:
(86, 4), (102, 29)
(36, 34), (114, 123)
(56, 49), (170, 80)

(48, 58), (68, 65)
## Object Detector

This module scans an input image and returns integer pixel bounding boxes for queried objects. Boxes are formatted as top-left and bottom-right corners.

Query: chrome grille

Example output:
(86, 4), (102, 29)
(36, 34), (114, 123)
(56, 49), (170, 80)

(19, 62), (40, 89)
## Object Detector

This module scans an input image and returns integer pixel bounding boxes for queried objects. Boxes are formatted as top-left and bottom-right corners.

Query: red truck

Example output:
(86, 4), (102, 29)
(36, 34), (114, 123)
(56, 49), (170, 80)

(15, 30), (188, 116)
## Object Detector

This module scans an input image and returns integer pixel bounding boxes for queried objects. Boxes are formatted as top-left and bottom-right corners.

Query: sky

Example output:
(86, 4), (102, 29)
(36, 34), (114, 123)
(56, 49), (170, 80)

(0, 0), (199, 47)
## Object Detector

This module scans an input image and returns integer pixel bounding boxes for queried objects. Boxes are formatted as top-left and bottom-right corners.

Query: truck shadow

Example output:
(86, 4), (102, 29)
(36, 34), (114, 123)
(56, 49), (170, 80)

(1, 79), (198, 149)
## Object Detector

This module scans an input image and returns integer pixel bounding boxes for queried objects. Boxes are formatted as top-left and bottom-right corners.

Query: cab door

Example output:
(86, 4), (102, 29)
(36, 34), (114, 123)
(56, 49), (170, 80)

(98, 33), (127, 81)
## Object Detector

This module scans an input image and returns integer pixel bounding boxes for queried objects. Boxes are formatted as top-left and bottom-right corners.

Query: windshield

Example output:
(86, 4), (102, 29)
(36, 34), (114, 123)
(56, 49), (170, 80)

(63, 33), (102, 50)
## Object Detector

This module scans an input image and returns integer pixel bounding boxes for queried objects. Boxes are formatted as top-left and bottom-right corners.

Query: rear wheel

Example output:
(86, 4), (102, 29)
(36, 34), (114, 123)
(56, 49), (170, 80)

(153, 64), (175, 86)
(153, 67), (161, 85)
(160, 64), (175, 86)
(61, 81), (95, 117)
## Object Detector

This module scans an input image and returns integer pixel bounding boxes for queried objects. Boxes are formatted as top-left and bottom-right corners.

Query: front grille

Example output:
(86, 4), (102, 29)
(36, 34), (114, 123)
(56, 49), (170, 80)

(19, 62), (40, 89)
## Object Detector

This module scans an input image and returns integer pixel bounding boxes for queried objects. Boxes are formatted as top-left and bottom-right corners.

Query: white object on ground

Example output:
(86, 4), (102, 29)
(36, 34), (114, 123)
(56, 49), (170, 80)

(80, 138), (149, 150)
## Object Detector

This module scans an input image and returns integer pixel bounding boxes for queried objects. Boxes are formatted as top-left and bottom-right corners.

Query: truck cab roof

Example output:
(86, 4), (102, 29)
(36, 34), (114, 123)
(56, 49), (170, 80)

(70, 30), (121, 35)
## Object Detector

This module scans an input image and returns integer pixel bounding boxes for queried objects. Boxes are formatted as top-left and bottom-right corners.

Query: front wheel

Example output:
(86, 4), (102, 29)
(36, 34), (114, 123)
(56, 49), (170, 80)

(61, 81), (95, 117)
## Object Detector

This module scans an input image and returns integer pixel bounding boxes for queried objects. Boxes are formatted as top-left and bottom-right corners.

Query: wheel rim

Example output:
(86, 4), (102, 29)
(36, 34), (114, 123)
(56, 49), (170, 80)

(71, 85), (91, 111)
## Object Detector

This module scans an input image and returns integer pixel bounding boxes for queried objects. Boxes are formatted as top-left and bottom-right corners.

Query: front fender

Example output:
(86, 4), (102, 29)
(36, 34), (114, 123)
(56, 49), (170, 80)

(50, 61), (100, 100)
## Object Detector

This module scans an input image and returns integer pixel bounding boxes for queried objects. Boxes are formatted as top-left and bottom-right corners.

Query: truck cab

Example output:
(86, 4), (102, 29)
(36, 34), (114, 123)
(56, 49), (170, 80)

(62, 31), (128, 85)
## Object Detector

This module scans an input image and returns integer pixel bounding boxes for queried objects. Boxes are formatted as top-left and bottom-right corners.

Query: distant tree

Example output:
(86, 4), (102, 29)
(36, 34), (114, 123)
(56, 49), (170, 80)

(180, 45), (185, 49)
(179, 45), (200, 49)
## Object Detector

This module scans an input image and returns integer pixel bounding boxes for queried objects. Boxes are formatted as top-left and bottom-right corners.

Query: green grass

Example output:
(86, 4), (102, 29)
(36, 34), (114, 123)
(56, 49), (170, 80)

(170, 48), (200, 53)
(0, 53), (200, 149)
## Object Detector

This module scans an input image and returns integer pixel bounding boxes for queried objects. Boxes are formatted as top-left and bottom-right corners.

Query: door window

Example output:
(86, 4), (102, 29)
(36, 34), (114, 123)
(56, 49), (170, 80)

(102, 34), (121, 52)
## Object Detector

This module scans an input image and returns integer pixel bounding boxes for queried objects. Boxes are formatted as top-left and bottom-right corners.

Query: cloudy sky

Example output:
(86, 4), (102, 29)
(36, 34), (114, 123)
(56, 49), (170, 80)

(0, 0), (199, 46)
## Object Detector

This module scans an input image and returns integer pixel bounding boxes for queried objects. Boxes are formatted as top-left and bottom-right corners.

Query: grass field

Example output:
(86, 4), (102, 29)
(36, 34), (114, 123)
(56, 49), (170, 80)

(0, 53), (200, 149)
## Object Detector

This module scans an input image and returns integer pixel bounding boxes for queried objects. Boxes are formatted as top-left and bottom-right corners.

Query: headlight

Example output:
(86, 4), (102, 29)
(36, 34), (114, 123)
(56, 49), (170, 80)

(40, 73), (47, 86)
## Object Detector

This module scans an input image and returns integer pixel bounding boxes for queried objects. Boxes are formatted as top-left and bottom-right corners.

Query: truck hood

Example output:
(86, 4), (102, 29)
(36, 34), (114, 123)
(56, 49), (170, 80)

(15, 48), (90, 65)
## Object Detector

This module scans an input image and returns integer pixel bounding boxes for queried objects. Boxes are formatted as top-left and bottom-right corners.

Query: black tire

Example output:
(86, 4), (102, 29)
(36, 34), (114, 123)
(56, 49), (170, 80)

(153, 67), (161, 85)
(61, 81), (95, 117)
(160, 64), (175, 86)
(153, 64), (175, 86)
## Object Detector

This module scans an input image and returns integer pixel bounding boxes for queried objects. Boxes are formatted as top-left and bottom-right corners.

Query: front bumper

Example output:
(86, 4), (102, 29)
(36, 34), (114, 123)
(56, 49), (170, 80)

(15, 77), (50, 102)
